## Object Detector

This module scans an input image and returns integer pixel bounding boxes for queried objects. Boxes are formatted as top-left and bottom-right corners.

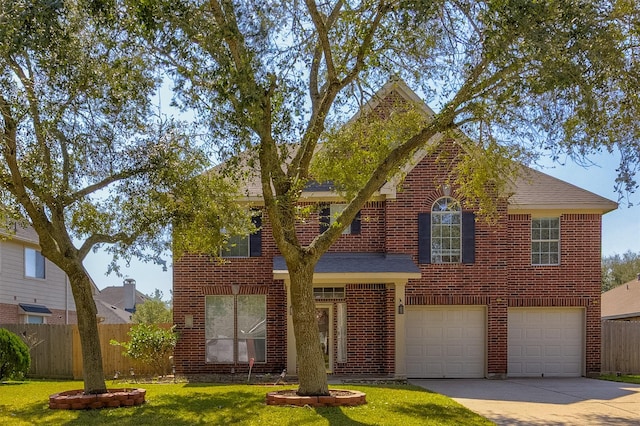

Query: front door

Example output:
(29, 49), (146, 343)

(316, 305), (332, 372)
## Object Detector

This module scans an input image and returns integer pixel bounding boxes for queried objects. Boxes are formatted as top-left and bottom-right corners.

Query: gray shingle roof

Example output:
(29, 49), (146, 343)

(601, 277), (640, 320)
(509, 166), (618, 212)
(273, 252), (420, 274)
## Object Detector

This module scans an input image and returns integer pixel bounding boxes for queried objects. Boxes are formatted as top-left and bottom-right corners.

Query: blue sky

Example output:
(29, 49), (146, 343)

(83, 151), (640, 299)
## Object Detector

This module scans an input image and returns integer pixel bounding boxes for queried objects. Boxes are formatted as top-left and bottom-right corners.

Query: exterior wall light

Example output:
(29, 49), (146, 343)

(398, 299), (404, 315)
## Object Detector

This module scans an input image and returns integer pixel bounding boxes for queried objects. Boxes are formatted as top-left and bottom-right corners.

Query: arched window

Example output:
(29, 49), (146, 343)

(431, 197), (461, 263)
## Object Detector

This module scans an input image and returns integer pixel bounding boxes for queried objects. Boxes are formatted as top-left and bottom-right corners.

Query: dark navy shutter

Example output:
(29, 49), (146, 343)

(249, 214), (262, 257)
(319, 206), (330, 233)
(418, 213), (431, 264)
(350, 210), (361, 235)
(462, 212), (475, 264)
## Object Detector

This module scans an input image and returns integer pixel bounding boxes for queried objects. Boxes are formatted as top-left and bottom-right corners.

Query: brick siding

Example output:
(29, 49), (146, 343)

(173, 99), (603, 378)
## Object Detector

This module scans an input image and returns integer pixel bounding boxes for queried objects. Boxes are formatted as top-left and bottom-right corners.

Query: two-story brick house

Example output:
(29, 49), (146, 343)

(173, 80), (617, 379)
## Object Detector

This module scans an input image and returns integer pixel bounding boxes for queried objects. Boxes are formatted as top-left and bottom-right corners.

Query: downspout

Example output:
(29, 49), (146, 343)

(65, 274), (69, 324)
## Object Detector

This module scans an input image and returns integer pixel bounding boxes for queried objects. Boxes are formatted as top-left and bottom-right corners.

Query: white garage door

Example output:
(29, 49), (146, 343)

(406, 306), (485, 378)
(508, 308), (583, 377)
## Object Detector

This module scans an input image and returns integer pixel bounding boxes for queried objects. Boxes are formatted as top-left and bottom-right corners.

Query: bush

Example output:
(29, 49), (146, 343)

(111, 324), (177, 377)
(0, 329), (31, 381)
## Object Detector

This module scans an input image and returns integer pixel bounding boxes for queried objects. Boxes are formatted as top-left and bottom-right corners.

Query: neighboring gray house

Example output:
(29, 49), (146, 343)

(93, 279), (149, 324)
(602, 274), (640, 321)
(0, 223), (76, 324)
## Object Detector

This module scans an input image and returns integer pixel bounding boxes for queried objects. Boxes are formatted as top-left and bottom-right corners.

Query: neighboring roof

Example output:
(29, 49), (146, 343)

(508, 166), (618, 214)
(18, 303), (52, 315)
(94, 300), (134, 324)
(94, 286), (149, 308)
(601, 276), (640, 320)
(273, 252), (421, 283)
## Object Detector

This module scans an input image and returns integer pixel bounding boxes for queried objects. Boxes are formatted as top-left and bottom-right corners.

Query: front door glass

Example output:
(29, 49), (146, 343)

(316, 307), (330, 371)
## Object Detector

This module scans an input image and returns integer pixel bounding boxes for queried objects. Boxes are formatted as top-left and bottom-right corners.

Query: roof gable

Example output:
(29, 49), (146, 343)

(224, 79), (617, 214)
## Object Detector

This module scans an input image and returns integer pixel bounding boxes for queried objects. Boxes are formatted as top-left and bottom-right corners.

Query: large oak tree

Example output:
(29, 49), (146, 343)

(0, 1), (243, 393)
(131, 0), (639, 395)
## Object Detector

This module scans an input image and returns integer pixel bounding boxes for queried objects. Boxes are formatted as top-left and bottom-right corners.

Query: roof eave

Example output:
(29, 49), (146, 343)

(273, 271), (422, 283)
(508, 203), (618, 215)
(602, 312), (640, 321)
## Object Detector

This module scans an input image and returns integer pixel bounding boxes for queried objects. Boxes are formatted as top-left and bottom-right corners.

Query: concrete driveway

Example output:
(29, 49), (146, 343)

(411, 378), (640, 425)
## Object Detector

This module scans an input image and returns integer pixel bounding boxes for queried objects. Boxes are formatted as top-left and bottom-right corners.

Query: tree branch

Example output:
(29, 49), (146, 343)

(8, 55), (54, 181)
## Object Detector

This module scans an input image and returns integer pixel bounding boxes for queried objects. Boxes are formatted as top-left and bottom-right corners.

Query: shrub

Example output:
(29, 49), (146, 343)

(111, 324), (177, 377)
(0, 329), (31, 381)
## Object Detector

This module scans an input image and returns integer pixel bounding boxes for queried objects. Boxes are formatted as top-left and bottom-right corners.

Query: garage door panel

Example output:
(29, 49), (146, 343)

(406, 306), (486, 378)
(508, 308), (583, 378)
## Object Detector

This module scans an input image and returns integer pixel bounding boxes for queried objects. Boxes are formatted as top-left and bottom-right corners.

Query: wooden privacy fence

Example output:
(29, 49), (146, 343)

(602, 320), (640, 374)
(0, 323), (173, 380)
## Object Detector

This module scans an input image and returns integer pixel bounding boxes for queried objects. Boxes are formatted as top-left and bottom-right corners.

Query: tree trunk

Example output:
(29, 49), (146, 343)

(67, 266), (107, 394)
(289, 259), (329, 396)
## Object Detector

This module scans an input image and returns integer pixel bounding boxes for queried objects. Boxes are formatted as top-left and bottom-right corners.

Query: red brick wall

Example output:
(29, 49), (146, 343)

(332, 284), (393, 376)
(173, 140), (603, 378)
(507, 213), (602, 375)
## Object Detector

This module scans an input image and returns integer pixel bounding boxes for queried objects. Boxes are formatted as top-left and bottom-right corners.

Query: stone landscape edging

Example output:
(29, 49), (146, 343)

(266, 389), (366, 407)
(49, 388), (146, 410)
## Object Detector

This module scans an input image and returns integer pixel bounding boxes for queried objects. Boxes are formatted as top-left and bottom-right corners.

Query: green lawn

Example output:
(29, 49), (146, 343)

(599, 374), (640, 385)
(0, 380), (492, 425)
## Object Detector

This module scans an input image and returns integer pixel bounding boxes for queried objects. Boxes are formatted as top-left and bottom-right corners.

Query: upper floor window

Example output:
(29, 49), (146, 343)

(431, 197), (462, 263)
(532, 218), (560, 265)
(222, 234), (250, 257)
(418, 198), (475, 265)
(221, 213), (262, 258)
(319, 204), (361, 235)
(25, 247), (45, 278)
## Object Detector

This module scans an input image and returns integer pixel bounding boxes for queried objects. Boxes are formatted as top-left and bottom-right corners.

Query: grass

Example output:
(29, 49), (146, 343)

(599, 374), (640, 385)
(0, 380), (492, 425)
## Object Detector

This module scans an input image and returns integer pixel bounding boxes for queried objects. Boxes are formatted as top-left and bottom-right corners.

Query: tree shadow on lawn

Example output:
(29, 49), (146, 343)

(8, 389), (265, 425)
(394, 401), (492, 425)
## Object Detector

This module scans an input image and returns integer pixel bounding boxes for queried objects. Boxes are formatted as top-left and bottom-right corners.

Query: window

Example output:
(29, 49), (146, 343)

(26, 315), (45, 324)
(25, 247), (45, 278)
(222, 235), (250, 257)
(431, 197), (461, 263)
(418, 199), (475, 264)
(336, 303), (347, 363)
(221, 214), (262, 258)
(205, 295), (266, 363)
(532, 218), (560, 265)
(313, 287), (345, 300)
(319, 204), (361, 235)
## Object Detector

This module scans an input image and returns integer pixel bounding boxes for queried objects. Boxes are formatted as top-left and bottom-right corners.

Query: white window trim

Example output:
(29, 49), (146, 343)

(221, 234), (250, 258)
(431, 197), (462, 264)
(531, 217), (561, 266)
(205, 295), (267, 364)
(24, 247), (46, 279)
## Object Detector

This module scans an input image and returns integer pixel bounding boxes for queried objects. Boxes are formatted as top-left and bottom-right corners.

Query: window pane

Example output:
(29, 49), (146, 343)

(531, 218), (560, 265)
(25, 248), (45, 278)
(222, 235), (249, 257)
(330, 204), (351, 234)
(205, 296), (235, 363)
(337, 303), (347, 363)
(431, 197), (462, 264)
(27, 315), (44, 324)
(237, 295), (266, 363)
